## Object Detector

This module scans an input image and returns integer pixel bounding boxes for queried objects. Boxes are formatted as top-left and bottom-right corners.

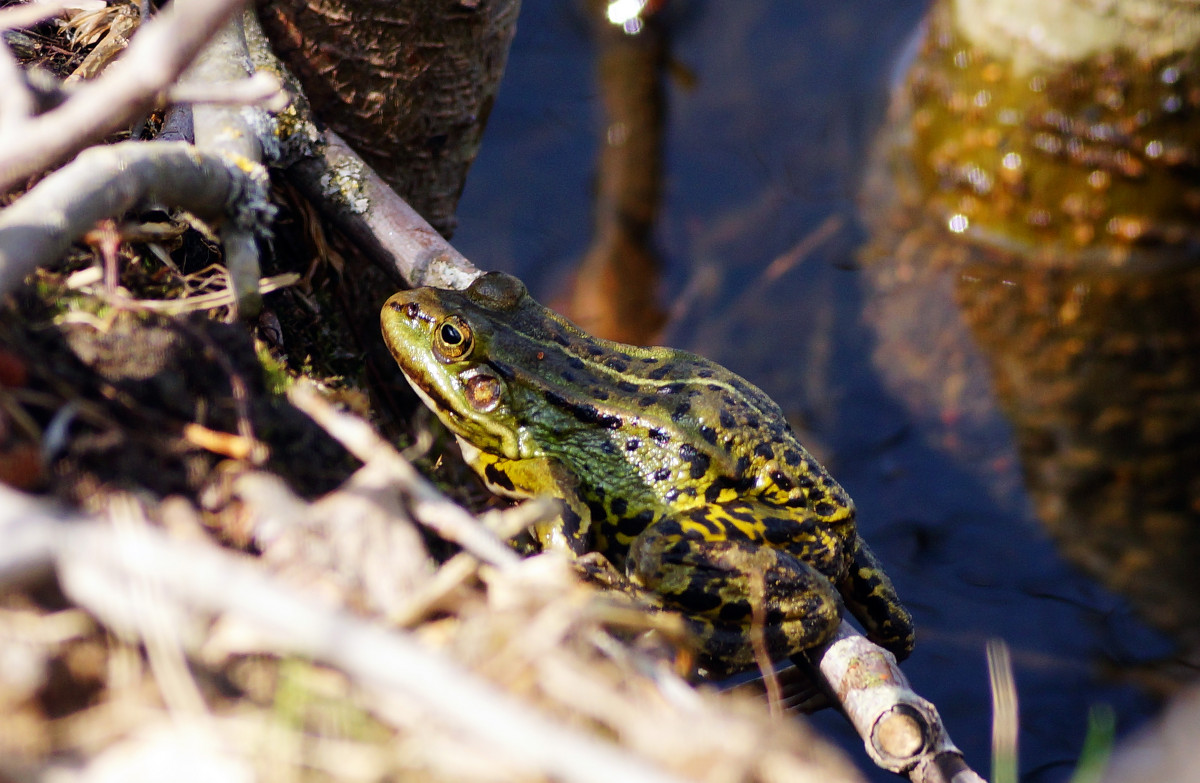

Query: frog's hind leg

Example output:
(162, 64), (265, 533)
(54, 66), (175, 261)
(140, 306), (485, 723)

(840, 537), (915, 660)
(627, 516), (841, 675)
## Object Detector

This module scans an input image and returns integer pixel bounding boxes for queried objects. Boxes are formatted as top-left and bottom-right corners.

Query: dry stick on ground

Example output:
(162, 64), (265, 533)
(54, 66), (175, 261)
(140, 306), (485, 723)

(0, 141), (271, 296)
(0, 486), (700, 783)
(288, 383), (524, 571)
(0, 0), (250, 194)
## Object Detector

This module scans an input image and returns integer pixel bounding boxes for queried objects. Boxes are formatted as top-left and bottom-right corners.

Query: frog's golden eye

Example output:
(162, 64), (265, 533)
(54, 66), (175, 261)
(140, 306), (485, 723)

(464, 373), (502, 412)
(435, 315), (473, 360)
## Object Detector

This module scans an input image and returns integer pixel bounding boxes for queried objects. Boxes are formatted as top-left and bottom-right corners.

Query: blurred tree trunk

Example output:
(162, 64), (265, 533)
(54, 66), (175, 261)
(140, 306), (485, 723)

(257, 0), (521, 238)
(562, 1), (668, 346)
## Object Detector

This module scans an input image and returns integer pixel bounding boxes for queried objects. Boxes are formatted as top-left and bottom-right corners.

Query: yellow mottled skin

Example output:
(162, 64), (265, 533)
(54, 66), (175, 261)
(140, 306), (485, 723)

(382, 271), (914, 674)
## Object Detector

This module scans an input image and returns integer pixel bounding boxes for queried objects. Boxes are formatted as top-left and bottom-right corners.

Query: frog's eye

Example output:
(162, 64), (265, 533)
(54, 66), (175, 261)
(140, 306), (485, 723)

(464, 372), (503, 412)
(435, 315), (473, 360)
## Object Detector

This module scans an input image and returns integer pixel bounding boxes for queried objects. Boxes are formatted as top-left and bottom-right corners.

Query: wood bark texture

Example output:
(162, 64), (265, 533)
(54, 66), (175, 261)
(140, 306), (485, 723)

(256, 0), (521, 237)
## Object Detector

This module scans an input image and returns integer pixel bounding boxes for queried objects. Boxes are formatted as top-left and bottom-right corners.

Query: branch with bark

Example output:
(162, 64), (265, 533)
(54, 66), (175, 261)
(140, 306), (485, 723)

(0, 0), (252, 194)
(0, 140), (270, 295)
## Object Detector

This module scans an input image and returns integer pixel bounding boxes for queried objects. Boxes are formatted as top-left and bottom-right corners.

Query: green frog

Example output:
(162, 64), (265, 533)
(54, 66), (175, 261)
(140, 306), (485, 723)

(381, 271), (914, 674)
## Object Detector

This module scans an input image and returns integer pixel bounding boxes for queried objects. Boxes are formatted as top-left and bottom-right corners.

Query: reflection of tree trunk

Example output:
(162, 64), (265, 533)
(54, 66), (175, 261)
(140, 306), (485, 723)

(564, 3), (667, 345)
(256, 0), (521, 238)
(959, 261), (1200, 643)
(863, 0), (1200, 646)
(904, 0), (1200, 270)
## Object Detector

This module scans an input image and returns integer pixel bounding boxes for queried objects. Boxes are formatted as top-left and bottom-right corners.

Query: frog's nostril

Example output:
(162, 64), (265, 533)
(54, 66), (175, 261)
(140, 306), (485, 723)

(395, 301), (419, 319)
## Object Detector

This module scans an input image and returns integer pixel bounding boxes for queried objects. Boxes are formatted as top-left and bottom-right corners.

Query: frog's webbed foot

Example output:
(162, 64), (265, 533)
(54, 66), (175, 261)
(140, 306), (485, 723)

(840, 537), (915, 660)
(627, 521), (841, 675)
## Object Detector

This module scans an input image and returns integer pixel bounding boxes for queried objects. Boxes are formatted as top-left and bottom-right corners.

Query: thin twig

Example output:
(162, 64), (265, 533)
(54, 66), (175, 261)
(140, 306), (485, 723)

(287, 383), (524, 570)
(0, 140), (271, 296)
(0, 0), (251, 193)
(122, 272), (299, 314)
(749, 572), (784, 718)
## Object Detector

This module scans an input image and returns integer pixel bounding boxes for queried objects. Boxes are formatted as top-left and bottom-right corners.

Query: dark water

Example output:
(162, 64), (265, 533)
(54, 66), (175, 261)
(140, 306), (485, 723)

(454, 1), (1172, 779)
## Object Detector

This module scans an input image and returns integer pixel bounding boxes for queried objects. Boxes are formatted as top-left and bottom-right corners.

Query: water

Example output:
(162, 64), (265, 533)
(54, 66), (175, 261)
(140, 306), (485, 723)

(453, 1), (1172, 778)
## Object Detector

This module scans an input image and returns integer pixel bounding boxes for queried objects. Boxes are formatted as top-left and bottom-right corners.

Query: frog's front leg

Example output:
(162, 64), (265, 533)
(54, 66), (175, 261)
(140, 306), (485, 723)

(465, 447), (648, 599)
(626, 510), (842, 674)
(839, 537), (915, 660)
(461, 444), (592, 555)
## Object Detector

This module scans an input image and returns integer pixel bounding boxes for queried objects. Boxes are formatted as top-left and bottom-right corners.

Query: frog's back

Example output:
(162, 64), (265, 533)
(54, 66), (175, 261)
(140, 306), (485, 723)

(481, 297), (854, 535)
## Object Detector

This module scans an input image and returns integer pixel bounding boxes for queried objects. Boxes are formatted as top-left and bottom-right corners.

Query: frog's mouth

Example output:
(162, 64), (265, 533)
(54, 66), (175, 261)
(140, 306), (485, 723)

(400, 371), (460, 425)
(398, 363), (523, 461)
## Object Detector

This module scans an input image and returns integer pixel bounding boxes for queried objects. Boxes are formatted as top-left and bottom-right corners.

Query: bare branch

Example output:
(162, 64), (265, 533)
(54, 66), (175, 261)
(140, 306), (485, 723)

(167, 72), (287, 111)
(285, 129), (481, 290)
(0, 39), (34, 127)
(0, 0), (251, 194)
(288, 383), (524, 570)
(811, 624), (986, 783)
(0, 140), (271, 296)
(180, 9), (269, 317)
(0, 1), (105, 32)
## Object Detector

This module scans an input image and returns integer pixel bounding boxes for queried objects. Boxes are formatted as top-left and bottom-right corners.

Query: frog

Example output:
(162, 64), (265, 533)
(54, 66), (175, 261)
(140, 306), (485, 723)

(381, 271), (914, 675)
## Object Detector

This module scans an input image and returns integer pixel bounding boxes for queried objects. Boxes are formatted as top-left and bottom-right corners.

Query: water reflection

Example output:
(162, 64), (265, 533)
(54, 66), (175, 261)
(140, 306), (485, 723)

(865, 0), (1200, 663)
(903, 0), (1200, 271)
(960, 262), (1200, 650)
(559, 0), (670, 344)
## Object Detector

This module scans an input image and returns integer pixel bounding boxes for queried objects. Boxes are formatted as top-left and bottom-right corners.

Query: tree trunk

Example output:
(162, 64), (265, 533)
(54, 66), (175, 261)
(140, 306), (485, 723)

(256, 0), (522, 238)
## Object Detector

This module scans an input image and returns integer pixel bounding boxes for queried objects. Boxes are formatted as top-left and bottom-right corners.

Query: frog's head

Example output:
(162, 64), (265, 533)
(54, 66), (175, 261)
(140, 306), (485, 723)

(381, 272), (530, 459)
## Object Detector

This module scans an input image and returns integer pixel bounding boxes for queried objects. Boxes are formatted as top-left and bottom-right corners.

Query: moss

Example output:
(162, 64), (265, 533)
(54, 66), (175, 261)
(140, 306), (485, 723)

(256, 344), (293, 397)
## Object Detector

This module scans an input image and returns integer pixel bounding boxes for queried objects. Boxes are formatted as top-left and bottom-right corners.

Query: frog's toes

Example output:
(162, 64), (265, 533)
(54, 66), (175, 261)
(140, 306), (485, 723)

(841, 538), (916, 661)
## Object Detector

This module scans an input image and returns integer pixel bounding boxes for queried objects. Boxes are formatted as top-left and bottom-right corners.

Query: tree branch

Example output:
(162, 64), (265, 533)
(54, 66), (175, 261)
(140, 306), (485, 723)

(285, 129), (480, 290)
(0, 140), (271, 295)
(809, 624), (985, 783)
(180, 7), (274, 317)
(0, 0), (250, 194)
